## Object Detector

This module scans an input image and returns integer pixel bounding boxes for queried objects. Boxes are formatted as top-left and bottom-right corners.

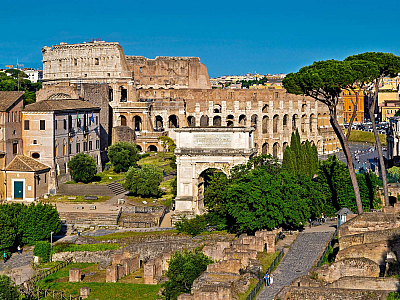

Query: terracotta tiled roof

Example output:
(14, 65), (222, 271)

(24, 99), (100, 112)
(5, 155), (51, 172)
(0, 91), (24, 111)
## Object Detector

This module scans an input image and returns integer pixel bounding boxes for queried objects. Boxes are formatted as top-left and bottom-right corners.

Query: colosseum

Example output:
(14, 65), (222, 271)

(39, 40), (342, 159)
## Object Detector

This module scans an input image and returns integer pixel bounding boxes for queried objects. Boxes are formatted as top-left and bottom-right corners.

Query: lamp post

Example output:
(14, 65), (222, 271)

(50, 231), (54, 262)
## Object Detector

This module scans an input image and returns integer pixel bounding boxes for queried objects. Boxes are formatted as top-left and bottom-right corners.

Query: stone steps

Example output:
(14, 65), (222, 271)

(59, 211), (120, 225)
(107, 181), (126, 195)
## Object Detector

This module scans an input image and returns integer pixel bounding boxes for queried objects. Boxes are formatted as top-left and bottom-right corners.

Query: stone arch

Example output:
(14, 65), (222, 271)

(310, 114), (315, 132)
(251, 114), (258, 130)
(169, 115), (179, 128)
(317, 113), (322, 127)
(133, 115), (142, 131)
(273, 114), (279, 133)
(273, 142), (280, 158)
(301, 104), (307, 112)
(226, 115), (234, 127)
(323, 113), (328, 126)
(262, 104), (269, 113)
(292, 114), (298, 130)
(136, 144), (142, 152)
(214, 104), (222, 113)
(148, 145), (158, 152)
(200, 115), (209, 127)
(301, 114), (307, 133)
(120, 115), (127, 126)
(262, 116), (269, 133)
(239, 114), (246, 126)
(262, 142), (269, 154)
(283, 114), (289, 130)
(187, 116), (195, 127)
(213, 116), (222, 126)
(155, 115), (163, 129)
(283, 142), (288, 155)
(47, 93), (71, 100)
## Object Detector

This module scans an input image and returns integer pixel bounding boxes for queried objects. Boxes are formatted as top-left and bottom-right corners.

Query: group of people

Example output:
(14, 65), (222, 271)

(264, 271), (274, 286)
(3, 245), (22, 263)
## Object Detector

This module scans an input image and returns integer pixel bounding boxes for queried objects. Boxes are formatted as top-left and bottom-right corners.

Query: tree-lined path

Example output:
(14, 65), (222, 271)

(257, 224), (335, 300)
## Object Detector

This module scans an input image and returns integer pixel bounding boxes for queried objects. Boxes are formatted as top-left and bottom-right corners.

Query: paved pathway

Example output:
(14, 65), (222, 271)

(0, 249), (34, 285)
(256, 230), (334, 300)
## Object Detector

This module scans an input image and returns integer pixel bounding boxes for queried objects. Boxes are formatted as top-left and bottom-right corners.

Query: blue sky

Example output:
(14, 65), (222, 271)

(1, 0), (400, 77)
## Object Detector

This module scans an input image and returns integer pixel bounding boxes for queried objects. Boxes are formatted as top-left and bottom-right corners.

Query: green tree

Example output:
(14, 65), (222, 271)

(158, 136), (176, 159)
(124, 166), (163, 197)
(163, 250), (213, 300)
(345, 52), (400, 207)
(0, 275), (20, 300)
(21, 203), (60, 245)
(283, 59), (378, 214)
(0, 206), (16, 250)
(67, 153), (97, 183)
(107, 142), (139, 173)
(175, 215), (207, 236)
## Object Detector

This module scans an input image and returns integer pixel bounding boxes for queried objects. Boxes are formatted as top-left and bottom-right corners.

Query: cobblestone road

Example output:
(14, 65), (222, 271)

(0, 250), (33, 272)
(256, 231), (333, 300)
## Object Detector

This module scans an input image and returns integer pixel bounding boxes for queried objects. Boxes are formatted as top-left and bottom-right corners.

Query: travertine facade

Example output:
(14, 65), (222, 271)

(40, 41), (341, 159)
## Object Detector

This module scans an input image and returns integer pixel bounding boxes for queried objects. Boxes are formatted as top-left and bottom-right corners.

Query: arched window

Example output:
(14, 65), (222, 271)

(273, 142), (280, 158)
(134, 116), (142, 131)
(214, 104), (222, 113)
(226, 115), (234, 127)
(200, 115), (209, 127)
(120, 115), (127, 126)
(262, 116), (269, 133)
(148, 145), (158, 152)
(239, 115), (246, 126)
(262, 104), (269, 113)
(283, 114), (288, 129)
(155, 116), (163, 129)
(292, 114), (298, 130)
(251, 114), (258, 130)
(273, 115), (279, 133)
(168, 115), (179, 128)
(262, 143), (269, 154)
(187, 116), (195, 127)
(213, 116), (221, 126)
(310, 114), (315, 132)
(301, 114), (307, 133)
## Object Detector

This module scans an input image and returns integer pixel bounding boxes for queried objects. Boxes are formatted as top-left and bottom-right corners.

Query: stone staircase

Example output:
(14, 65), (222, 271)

(107, 181), (126, 195)
(59, 211), (121, 226)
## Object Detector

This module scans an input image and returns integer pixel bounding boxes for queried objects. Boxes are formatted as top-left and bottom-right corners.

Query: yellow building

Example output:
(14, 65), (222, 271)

(342, 89), (365, 123)
(381, 101), (400, 121)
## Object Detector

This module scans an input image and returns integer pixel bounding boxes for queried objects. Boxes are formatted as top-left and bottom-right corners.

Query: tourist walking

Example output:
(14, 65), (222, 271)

(264, 272), (270, 286)
(17, 245), (21, 254)
(269, 274), (274, 285)
(3, 251), (6, 263)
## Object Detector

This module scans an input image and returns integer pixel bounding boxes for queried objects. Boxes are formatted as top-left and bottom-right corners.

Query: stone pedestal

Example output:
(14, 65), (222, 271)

(106, 265), (119, 283)
(69, 268), (81, 282)
(80, 287), (91, 299)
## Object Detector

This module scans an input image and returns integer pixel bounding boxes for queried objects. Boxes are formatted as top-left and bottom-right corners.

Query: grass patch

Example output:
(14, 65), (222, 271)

(38, 263), (161, 300)
(138, 151), (175, 174)
(53, 243), (120, 253)
(388, 292), (400, 300)
(43, 195), (110, 203)
(346, 130), (386, 146)
(65, 169), (125, 185)
(91, 230), (179, 241)
(257, 251), (280, 273)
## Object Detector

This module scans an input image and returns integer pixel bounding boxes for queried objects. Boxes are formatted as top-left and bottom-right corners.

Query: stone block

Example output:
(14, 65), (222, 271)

(117, 199), (125, 205)
(80, 287), (91, 299)
(177, 294), (194, 300)
(106, 265), (119, 283)
(69, 268), (81, 282)
(206, 259), (241, 274)
(144, 260), (156, 284)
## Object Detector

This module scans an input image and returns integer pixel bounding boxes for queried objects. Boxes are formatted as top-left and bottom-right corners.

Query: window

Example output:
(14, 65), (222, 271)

(64, 119), (67, 129)
(76, 143), (80, 153)
(63, 144), (66, 156)
(69, 144), (72, 155)
(96, 116), (98, 125)
(40, 120), (45, 130)
(13, 142), (18, 154)
(24, 120), (29, 130)
(33, 140), (37, 145)
(96, 140), (99, 149)
(83, 142), (88, 151)
(95, 58), (99, 65)
(89, 141), (92, 151)
(54, 120), (57, 130)
(74, 58), (77, 66)
(32, 152), (40, 159)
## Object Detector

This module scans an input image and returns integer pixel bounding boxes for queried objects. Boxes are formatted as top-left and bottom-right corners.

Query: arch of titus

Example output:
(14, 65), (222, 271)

(174, 127), (256, 215)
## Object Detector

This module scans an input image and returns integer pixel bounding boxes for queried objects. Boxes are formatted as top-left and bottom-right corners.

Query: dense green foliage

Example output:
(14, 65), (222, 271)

(54, 243), (120, 253)
(175, 215), (207, 236)
(282, 130), (318, 178)
(204, 154), (380, 234)
(163, 250), (213, 300)
(0, 275), (20, 300)
(240, 77), (268, 88)
(107, 142), (140, 173)
(124, 165), (163, 197)
(158, 136), (176, 153)
(0, 70), (42, 105)
(67, 153), (97, 183)
(34, 241), (51, 263)
(316, 156), (380, 216)
(0, 203), (60, 250)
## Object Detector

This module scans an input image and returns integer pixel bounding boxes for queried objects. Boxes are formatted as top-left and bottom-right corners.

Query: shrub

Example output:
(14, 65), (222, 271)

(68, 153), (97, 183)
(175, 215), (207, 236)
(124, 165), (163, 197)
(34, 241), (51, 263)
(0, 275), (20, 300)
(107, 142), (140, 173)
(163, 249), (213, 300)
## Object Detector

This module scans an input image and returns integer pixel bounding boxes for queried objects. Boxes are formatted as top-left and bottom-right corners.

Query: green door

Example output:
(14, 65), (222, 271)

(14, 181), (23, 199)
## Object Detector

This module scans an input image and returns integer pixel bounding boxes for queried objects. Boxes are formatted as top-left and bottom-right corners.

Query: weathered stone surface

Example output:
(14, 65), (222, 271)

(69, 268), (81, 282)
(255, 230), (276, 253)
(312, 258), (380, 283)
(327, 276), (400, 291)
(336, 241), (394, 265)
(202, 242), (230, 261)
(339, 227), (400, 251)
(206, 259), (241, 274)
(80, 287), (90, 299)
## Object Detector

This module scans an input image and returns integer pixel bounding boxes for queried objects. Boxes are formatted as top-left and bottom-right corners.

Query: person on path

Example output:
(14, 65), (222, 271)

(17, 245), (21, 254)
(269, 274), (274, 286)
(264, 272), (270, 286)
(3, 251), (6, 263)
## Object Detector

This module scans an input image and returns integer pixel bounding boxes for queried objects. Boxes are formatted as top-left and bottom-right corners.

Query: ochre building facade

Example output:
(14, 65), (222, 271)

(40, 41), (342, 158)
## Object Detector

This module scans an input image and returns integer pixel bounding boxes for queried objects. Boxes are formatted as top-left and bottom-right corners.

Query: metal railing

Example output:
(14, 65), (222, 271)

(29, 287), (81, 300)
(245, 248), (285, 300)
(316, 228), (338, 267)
